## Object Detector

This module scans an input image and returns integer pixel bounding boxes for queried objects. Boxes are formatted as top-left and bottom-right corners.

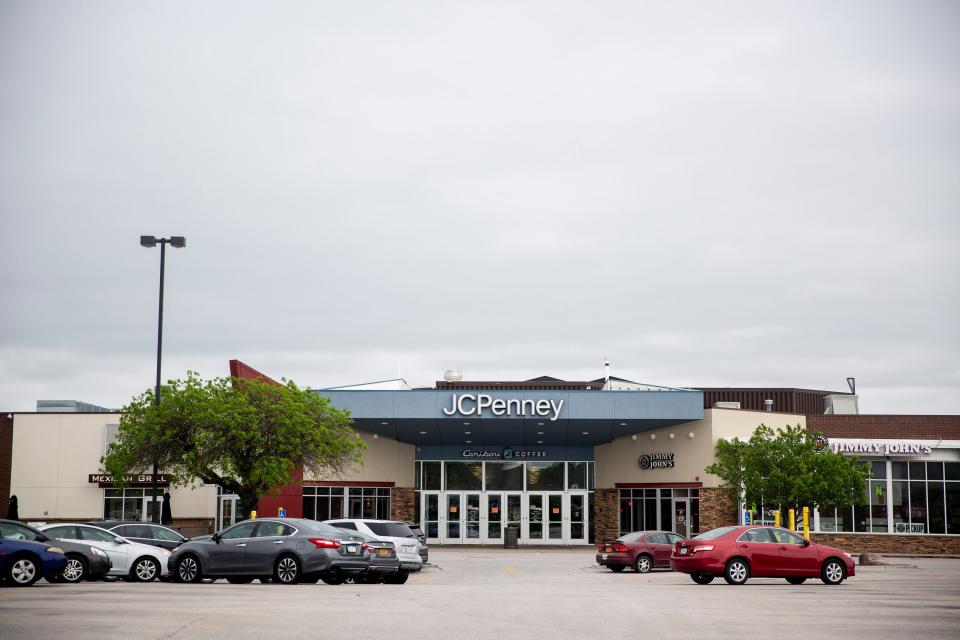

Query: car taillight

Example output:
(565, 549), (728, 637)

(610, 543), (629, 553)
(361, 543), (370, 552)
(692, 545), (714, 554)
(597, 542), (605, 551)
(308, 538), (342, 549)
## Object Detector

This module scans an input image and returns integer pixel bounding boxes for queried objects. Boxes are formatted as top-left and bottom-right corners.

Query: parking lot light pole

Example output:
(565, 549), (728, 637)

(140, 235), (186, 523)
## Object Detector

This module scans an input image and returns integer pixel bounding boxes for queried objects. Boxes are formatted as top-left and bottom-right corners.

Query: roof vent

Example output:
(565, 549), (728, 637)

(443, 369), (463, 382)
(713, 401), (741, 409)
(764, 399), (774, 412)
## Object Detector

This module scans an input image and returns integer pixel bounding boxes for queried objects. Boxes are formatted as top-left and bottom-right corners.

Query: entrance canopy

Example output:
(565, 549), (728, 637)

(316, 389), (703, 446)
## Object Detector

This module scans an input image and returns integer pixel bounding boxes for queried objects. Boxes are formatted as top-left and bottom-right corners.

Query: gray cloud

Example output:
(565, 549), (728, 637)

(1, 1), (958, 413)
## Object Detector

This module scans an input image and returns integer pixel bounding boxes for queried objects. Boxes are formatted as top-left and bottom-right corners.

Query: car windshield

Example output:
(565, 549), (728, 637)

(692, 526), (739, 540)
(0, 522), (42, 541)
(303, 521), (355, 536)
(365, 522), (415, 538)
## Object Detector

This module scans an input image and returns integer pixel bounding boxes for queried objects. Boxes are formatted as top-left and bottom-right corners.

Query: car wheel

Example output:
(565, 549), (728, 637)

(227, 577), (254, 584)
(690, 573), (714, 585)
(176, 555), (202, 583)
(321, 575), (346, 585)
(723, 558), (750, 585)
(786, 577), (807, 585)
(132, 557), (160, 582)
(60, 555), (87, 583)
(821, 559), (846, 585)
(608, 565), (626, 573)
(8, 556), (41, 587)
(273, 555), (300, 585)
(634, 554), (653, 573)
(384, 570), (409, 585)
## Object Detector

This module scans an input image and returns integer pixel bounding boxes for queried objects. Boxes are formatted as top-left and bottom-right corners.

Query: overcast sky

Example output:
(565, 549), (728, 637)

(1, 1), (958, 414)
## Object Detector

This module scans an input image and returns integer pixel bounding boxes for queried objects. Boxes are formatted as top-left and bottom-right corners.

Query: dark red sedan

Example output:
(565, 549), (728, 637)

(670, 525), (855, 585)
(596, 531), (686, 573)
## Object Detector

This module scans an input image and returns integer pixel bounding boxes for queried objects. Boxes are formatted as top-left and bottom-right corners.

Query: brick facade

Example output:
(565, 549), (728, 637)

(593, 488), (618, 542)
(391, 487), (416, 523)
(699, 487), (738, 531)
(0, 414), (11, 519)
(807, 414), (960, 439)
(811, 533), (960, 555)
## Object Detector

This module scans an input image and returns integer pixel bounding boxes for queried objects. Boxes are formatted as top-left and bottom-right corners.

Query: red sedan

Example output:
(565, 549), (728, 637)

(596, 531), (686, 573)
(670, 525), (855, 585)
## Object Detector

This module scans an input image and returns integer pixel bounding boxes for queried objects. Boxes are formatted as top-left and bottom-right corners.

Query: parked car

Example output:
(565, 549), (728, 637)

(596, 530), (686, 573)
(331, 527), (405, 585)
(404, 521), (429, 563)
(0, 534), (67, 587)
(325, 519), (423, 573)
(169, 518), (369, 585)
(671, 525), (855, 585)
(82, 520), (189, 550)
(0, 519), (111, 583)
(40, 523), (171, 582)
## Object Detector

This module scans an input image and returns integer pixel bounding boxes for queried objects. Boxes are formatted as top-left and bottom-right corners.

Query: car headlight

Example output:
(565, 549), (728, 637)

(46, 546), (65, 554)
(90, 547), (108, 557)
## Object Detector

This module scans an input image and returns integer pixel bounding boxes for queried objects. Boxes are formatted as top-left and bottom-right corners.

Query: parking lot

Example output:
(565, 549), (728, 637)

(2, 549), (959, 640)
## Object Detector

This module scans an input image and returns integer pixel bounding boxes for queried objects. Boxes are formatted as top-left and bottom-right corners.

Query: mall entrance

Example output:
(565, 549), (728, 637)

(415, 459), (594, 545)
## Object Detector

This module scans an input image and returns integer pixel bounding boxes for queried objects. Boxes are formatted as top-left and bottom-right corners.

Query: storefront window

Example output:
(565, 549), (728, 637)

(302, 486), (388, 521)
(618, 488), (699, 537)
(423, 462), (442, 490)
(485, 462), (524, 491)
(103, 488), (158, 521)
(445, 462), (482, 490)
(567, 462), (587, 490)
(526, 462), (564, 491)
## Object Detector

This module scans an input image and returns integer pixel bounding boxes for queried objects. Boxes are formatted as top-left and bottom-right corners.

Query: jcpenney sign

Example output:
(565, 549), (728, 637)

(442, 394), (564, 421)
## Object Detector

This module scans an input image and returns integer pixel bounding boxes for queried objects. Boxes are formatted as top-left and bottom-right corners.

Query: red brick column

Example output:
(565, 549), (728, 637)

(391, 488), (416, 522)
(699, 488), (738, 531)
(594, 489), (618, 542)
(0, 414), (11, 519)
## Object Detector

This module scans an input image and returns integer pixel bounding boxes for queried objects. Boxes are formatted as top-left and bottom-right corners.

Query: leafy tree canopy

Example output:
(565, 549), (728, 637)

(103, 372), (365, 514)
(704, 424), (869, 512)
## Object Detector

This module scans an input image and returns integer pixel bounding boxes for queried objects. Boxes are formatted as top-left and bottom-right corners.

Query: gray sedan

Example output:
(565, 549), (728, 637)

(168, 518), (368, 584)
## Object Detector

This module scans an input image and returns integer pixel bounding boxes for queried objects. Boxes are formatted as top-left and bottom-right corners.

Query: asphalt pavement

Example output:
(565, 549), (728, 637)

(1, 549), (958, 639)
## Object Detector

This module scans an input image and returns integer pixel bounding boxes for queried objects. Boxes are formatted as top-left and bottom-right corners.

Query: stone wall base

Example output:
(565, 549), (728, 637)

(593, 489), (618, 543)
(699, 488), (737, 531)
(811, 533), (960, 555)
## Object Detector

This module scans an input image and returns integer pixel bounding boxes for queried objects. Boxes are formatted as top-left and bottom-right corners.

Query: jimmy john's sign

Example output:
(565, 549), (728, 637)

(639, 453), (675, 469)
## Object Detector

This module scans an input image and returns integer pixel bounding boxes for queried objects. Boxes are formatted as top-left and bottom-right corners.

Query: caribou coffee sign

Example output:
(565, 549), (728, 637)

(442, 394), (564, 421)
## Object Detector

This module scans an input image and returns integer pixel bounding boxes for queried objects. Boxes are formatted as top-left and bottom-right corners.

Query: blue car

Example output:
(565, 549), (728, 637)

(0, 535), (68, 586)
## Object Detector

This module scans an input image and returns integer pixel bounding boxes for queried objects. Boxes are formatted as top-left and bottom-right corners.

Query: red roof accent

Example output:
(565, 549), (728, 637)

(229, 360), (281, 386)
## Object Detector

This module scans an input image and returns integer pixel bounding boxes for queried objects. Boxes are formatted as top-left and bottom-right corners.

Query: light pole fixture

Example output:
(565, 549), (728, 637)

(140, 235), (186, 523)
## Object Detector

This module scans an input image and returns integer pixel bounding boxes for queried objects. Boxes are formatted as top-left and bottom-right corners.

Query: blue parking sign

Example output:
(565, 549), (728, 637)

(743, 510), (751, 525)
(278, 507), (286, 518)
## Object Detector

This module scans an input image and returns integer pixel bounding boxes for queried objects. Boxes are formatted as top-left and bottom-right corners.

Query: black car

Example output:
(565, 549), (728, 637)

(169, 518), (369, 585)
(0, 519), (112, 583)
(83, 520), (188, 550)
(332, 528), (405, 584)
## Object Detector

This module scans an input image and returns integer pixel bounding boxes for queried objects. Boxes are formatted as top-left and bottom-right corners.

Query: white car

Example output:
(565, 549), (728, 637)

(40, 523), (171, 581)
(325, 519), (423, 572)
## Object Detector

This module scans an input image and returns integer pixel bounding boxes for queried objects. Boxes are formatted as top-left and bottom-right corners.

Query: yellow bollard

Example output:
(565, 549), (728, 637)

(802, 506), (810, 540)
(773, 510), (781, 527)
(788, 508), (795, 531)
(250, 510), (257, 520)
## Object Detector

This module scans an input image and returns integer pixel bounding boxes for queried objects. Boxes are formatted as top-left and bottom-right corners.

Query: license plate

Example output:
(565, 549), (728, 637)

(601, 553), (608, 560)
(604, 546), (612, 553)
(377, 548), (390, 557)
(680, 547), (688, 555)
(346, 544), (358, 554)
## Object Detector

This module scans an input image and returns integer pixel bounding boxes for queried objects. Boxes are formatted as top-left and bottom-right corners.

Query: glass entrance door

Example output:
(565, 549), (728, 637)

(485, 493), (523, 543)
(526, 493), (564, 543)
(566, 493), (588, 543)
(486, 494), (503, 542)
(673, 498), (689, 538)
(547, 493), (564, 541)
(216, 493), (238, 532)
(526, 494), (545, 544)
(443, 493), (481, 543)
(422, 492), (440, 542)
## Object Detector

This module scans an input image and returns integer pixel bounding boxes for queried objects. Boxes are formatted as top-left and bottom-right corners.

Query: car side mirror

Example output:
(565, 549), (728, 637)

(802, 539), (811, 547)
(212, 533), (221, 543)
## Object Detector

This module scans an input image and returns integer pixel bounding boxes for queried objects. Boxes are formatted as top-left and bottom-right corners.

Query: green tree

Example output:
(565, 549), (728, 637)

(704, 424), (869, 515)
(103, 372), (365, 517)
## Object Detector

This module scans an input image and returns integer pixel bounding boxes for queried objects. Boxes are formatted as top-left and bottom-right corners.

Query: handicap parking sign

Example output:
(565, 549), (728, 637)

(278, 507), (286, 518)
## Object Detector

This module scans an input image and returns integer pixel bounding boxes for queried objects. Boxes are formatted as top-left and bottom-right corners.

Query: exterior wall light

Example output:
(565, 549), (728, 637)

(649, 434), (656, 440)
(688, 432), (695, 439)
(631, 434), (637, 441)
(669, 433), (675, 440)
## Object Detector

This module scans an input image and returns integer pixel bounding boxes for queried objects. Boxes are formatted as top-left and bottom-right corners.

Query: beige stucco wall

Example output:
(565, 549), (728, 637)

(594, 409), (807, 489)
(10, 413), (216, 521)
(303, 431), (415, 485)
